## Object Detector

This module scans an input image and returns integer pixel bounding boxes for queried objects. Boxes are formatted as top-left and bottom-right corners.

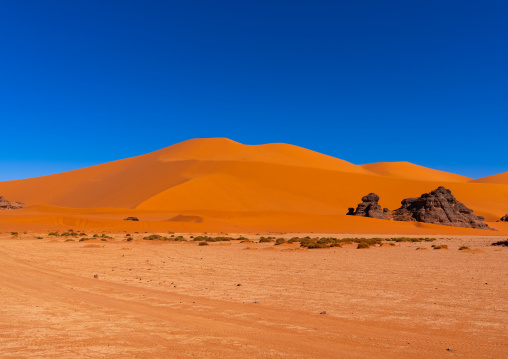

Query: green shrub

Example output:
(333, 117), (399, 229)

(432, 245), (448, 250)
(198, 241), (209, 246)
(357, 242), (370, 249)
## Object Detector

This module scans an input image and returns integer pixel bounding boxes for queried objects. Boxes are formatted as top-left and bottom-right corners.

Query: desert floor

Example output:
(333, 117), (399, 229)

(1, 233), (507, 358)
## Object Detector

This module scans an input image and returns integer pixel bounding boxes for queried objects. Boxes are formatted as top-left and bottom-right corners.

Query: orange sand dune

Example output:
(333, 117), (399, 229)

(472, 171), (508, 185)
(360, 161), (471, 182)
(0, 138), (507, 233)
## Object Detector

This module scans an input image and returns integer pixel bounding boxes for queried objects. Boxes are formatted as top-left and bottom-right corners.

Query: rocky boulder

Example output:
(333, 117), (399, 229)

(392, 186), (491, 229)
(497, 214), (508, 222)
(347, 193), (388, 219)
(0, 196), (24, 210)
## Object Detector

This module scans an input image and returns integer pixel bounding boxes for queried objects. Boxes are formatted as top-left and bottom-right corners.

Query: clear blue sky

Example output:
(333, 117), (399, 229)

(1, 0), (507, 180)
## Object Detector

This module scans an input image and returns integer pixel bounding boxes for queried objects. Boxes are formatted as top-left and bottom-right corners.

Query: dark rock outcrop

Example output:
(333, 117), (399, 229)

(497, 214), (508, 222)
(0, 196), (24, 210)
(124, 217), (139, 221)
(347, 193), (388, 219)
(392, 186), (491, 229)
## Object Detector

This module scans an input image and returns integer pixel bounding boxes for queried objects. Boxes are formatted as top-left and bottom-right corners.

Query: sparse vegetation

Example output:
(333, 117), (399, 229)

(432, 245), (448, 250)
(274, 238), (286, 245)
(357, 242), (370, 249)
(198, 241), (209, 246)
(491, 240), (508, 247)
(385, 237), (436, 243)
(459, 246), (470, 250)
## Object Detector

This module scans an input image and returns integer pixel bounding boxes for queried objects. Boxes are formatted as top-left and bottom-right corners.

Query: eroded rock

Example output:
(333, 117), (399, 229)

(497, 214), (508, 222)
(392, 186), (491, 229)
(347, 193), (388, 219)
(0, 196), (24, 210)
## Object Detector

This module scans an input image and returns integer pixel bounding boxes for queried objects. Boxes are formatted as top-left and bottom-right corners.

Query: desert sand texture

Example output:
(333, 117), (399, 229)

(1, 138), (508, 235)
(1, 233), (507, 358)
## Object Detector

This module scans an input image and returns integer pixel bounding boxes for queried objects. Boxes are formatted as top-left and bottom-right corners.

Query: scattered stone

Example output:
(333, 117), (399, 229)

(391, 187), (492, 230)
(124, 217), (139, 221)
(93, 274), (98, 279)
(347, 193), (388, 219)
(0, 196), (24, 210)
(497, 214), (508, 222)
(320, 311), (327, 314)
(237, 283), (242, 286)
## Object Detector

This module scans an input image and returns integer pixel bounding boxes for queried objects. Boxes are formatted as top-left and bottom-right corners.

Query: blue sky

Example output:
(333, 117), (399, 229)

(1, 0), (507, 180)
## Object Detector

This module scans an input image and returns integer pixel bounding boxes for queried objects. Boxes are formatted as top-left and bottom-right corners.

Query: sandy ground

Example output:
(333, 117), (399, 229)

(1, 233), (507, 358)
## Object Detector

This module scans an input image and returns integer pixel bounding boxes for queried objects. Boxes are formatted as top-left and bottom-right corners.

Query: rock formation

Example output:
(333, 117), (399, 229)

(497, 214), (508, 222)
(347, 193), (388, 219)
(392, 186), (491, 229)
(0, 196), (24, 210)
(124, 217), (139, 221)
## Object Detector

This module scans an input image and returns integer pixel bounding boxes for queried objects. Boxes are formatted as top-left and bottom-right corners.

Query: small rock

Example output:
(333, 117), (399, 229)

(124, 217), (139, 221)
(93, 274), (98, 279)
(0, 196), (24, 210)
(497, 214), (508, 222)
(320, 311), (327, 314)
(237, 283), (242, 286)
(347, 193), (388, 219)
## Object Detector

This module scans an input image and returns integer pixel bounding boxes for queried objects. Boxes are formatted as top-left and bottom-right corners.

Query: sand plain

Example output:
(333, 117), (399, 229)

(1, 233), (507, 358)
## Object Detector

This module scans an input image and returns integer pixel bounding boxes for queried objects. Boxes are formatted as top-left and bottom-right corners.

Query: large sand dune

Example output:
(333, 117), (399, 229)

(1, 138), (507, 233)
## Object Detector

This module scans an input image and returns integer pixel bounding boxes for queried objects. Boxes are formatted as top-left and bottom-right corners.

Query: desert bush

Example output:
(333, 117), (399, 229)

(143, 234), (165, 241)
(275, 238), (286, 245)
(432, 245), (448, 250)
(48, 232), (59, 236)
(126, 237), (134, 242)
(198, 241), (209, 246)
(459, 246), (470, 250)
(357, 242), (370, 249)
(259, 237), (273, 243)
(386, 237), (436, 243)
